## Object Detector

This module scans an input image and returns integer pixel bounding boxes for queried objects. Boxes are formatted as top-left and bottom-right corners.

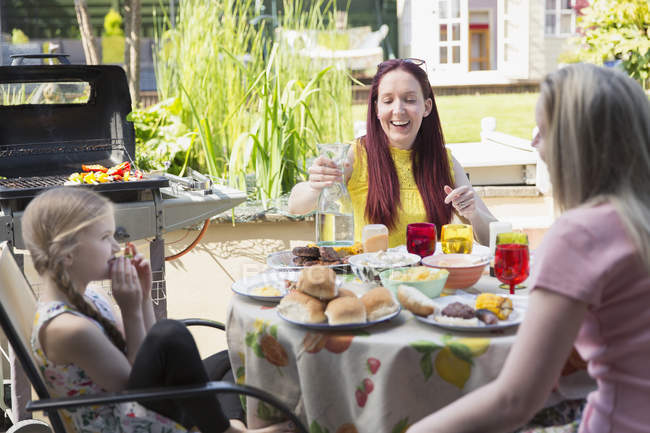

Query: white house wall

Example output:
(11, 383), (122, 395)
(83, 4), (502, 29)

(529, 0), (546, 81)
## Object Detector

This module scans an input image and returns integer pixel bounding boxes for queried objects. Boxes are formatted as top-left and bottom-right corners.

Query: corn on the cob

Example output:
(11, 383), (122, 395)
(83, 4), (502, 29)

(475, 293), (513, 320)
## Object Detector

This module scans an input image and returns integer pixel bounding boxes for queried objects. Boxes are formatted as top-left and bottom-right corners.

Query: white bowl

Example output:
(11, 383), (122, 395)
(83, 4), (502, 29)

(347, 251), (421, 282)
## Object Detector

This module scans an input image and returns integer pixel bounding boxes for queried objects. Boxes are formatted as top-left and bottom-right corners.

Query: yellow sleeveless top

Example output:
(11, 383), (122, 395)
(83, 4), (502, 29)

(347, 144), (455, 247)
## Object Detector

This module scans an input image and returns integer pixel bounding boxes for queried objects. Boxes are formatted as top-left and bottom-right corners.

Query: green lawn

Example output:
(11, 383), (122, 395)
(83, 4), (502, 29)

(351, 92), (539, 143)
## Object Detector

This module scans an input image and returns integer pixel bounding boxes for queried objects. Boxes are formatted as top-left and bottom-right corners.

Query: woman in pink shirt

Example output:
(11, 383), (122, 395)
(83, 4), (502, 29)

(409, 64), (650, 433)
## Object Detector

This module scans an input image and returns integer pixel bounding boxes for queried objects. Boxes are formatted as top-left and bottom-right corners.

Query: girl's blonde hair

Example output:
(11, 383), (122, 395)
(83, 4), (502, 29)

(22, 187), (126, 353)
(540, 63), (650, 271)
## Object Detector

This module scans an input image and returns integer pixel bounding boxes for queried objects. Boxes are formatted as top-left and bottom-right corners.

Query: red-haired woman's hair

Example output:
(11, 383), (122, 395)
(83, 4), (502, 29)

(364, 59), (453, 234)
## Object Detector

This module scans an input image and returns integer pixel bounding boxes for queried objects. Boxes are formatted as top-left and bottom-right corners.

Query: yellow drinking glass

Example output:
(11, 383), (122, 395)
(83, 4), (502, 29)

(441, 224), (473, 254)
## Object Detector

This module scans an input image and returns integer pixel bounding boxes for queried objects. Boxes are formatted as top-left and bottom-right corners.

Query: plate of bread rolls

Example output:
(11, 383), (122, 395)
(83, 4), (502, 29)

(397, 286), (525, 332)
(277, 266), (401, 330)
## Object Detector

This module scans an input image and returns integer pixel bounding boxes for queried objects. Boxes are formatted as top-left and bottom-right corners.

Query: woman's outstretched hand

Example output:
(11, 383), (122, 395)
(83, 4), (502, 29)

(307, 156), (344, 191)
(444, 185), (477, 219)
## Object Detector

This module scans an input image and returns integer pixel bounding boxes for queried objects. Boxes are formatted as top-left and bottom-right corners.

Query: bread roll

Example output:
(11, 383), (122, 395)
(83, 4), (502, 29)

(397, 284), (436, 317)
(361, 286), (399, 321)
(277, 291), (326, 323)
(325, 296), (367, 325)
(338, 288), (357, 298)
(297, 265), (338, 300)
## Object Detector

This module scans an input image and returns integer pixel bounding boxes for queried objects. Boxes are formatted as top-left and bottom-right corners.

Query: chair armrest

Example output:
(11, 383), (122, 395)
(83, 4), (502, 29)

(180, 318), (225, 331)
(26, 381), (307, 433)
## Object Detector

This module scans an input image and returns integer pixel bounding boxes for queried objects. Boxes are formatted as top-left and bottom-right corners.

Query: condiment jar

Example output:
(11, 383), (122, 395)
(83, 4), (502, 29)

(362, 224), (389, 253)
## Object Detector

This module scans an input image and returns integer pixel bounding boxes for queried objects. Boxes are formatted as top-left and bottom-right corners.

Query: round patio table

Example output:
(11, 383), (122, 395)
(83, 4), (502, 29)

(226, 274), (594, 432)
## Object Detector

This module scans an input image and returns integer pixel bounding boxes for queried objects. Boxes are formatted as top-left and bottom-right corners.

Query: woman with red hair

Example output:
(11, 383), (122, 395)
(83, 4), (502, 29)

(288, 58), (496, 247)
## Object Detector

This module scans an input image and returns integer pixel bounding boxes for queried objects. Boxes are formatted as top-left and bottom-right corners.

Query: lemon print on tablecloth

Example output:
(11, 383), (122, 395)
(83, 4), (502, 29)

(410, 336), (490, 389)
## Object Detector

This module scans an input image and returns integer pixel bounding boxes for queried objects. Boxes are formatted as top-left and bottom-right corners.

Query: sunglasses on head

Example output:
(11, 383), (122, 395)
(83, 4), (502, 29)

(377, 57), (427, 70)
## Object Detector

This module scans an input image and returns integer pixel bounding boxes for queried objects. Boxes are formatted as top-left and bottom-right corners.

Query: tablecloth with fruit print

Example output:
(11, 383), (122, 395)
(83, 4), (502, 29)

(226, 288), (595, 433)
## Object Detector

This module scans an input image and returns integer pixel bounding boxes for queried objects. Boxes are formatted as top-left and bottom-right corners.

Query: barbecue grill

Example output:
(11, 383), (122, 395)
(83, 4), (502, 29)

(0, 55), (246, 318)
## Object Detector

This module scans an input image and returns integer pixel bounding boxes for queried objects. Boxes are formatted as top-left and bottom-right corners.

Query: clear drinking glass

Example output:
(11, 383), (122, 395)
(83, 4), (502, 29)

(315, 143), (354, 247)
(440, 224), (473, 254)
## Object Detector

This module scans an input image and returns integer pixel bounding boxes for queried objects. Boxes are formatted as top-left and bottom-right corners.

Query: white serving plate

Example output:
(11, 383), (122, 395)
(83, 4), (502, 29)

(414, 293), (525, 332)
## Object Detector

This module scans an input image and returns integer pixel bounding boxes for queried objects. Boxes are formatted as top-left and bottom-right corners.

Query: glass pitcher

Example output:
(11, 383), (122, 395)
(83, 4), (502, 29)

(315, 143), (355, 246)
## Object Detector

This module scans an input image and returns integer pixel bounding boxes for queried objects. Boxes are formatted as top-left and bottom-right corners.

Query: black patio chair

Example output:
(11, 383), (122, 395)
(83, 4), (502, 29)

(0, 242), (307, 433)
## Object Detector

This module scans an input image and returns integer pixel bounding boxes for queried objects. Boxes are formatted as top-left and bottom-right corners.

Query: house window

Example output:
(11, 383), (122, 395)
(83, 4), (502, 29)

(545, 0), (577, 36)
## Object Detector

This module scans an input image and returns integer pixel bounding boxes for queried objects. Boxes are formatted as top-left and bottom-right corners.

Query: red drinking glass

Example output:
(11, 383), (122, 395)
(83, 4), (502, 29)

(406, 223), (437, 258)
(494, 243), (530, 294)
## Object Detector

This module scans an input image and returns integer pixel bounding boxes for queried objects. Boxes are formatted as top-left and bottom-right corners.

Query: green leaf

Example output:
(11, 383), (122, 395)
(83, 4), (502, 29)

(253, 342), (264, 358)
(391, 418), (410, 433)
(245, 332), (255, 347)
(410, 340), (441, 354)
(236, 366), (245, 379)
(269, 325), (278, 339)
(420, 354), (433, 380)
(448, 343), (475, 365)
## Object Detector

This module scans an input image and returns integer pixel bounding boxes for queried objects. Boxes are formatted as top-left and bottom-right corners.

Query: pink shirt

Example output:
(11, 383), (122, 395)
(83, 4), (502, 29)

(529, 204), (650, 433)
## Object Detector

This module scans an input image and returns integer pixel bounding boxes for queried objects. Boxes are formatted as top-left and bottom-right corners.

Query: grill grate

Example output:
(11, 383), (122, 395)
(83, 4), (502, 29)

(0, 138), (123, 159)
(0, 175), (67, 189)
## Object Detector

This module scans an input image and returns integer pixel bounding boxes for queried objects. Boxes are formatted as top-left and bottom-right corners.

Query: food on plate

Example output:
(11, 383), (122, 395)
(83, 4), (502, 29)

(360, 286), (399, 321)
(436, 256), (486, 267)
(433, 315), (480, 327)
(441, 301), (476, 319)
(66, 161), (143, 185)
(277, 291), (326, 323)
(291, 245), (347, 266)
(123, 242), (135, 259)
(475, 293), (513, 320)
(397, 284), (436, 317)
(252, 285), (282, 297)
(389, 266), (447, 282)
(432, 301), (480, 326)
(292, 246), (320, 258)
(297, 266), (338, 300)
(325, 296), (367, 325)
(356, 250), (418, 267)
(475, 309), (499, 325)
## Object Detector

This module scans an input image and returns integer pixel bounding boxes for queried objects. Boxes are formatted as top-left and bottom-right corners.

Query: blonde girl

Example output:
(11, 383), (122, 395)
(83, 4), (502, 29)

(23, 187), (294, 433)
(409, 64), (650, 433)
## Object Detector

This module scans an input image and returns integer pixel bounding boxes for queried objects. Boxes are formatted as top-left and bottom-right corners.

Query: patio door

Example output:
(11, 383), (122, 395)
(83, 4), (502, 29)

(432, 0), (469, 73)
(497, 0), (529, 78)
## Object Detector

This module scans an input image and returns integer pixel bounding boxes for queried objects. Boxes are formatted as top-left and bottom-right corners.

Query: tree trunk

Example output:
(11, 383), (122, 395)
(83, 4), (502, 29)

(74, 0), (99, 65)
(124, 0), (141, 106)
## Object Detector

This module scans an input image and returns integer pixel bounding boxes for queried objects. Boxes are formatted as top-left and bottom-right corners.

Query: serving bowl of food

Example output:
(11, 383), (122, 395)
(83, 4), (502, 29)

(347, 250), (421, 282)
(421, 254), (489, 290)
(379, 266), (449, 298)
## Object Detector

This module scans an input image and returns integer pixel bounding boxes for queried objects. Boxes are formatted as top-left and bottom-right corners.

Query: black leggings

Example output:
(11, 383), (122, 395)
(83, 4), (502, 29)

(127, 319), (242, 433)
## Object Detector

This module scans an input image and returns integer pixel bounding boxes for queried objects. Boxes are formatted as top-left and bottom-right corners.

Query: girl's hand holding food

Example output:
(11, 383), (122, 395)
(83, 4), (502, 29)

(125, 242), (152, 302)
(110, 256), (143, 314)
(444, 185), (477, 219)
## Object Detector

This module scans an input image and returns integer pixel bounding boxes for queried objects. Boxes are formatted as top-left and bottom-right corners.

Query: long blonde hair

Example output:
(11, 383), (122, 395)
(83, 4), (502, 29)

(22, 187), (126, 353)
(540, 63), (650, 271)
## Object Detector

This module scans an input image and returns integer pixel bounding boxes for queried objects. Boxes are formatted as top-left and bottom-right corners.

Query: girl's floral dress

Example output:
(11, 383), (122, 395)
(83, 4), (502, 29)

(31, 288), (188, 433)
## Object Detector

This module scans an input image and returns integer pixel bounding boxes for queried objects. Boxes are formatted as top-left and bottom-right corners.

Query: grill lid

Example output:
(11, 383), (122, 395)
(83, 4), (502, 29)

(0, 64), (135, 178)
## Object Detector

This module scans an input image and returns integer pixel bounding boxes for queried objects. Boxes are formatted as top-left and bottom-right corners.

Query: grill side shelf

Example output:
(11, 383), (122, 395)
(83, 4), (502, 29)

(0, 176), (169, 199)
